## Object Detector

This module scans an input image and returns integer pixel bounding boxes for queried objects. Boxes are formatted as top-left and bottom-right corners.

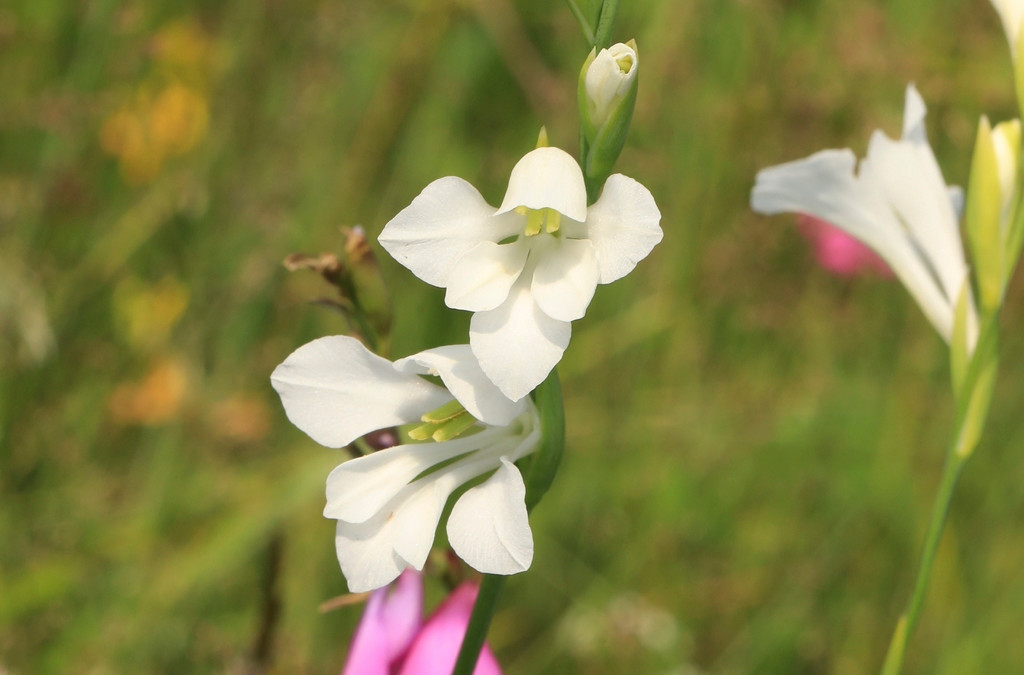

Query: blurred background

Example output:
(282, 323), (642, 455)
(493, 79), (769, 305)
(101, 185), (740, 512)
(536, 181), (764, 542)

(3, 0), (1024, 672)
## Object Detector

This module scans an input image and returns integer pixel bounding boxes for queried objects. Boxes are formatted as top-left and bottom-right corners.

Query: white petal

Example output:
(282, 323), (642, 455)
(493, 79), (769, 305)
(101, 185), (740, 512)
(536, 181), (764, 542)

(394, 345), (525, 426)
(530, 237), (599, 322)
(389, 480), (450, 570)
(271, 336), (450, 448)
(584, 174), (663, 284)
(447, 459), (533, 575)
(752, 149), (955, 340)
(864, 130), (966, 304)
(496, 147), (588, 222)
(335, 513), (409, 593)
(378, 177), (519, 287)
(334, 481), (452, 593)
(470, 282), (571, 402)
(444, 240), (529, 312)
(324, 437), (487, 522)
(901, 83), (928, 145)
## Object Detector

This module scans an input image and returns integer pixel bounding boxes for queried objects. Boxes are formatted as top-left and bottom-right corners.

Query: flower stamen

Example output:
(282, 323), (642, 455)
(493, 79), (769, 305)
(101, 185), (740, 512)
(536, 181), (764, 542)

(522, 207), (561, 237)
(408, 400), (478, 442)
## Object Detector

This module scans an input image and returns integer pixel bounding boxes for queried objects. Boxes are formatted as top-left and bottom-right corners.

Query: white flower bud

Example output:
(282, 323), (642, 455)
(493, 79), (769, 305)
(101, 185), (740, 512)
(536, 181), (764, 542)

(584, 42), (638, 130)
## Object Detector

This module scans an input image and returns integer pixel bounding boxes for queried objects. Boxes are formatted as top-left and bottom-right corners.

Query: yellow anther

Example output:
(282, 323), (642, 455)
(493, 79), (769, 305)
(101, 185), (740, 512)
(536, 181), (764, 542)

(544, 208), (561, 234)
(525, 209), (544, 236)
(431, 412), (476, 441)
(421, 399), (466, 424)
(407, 400), (478, 441)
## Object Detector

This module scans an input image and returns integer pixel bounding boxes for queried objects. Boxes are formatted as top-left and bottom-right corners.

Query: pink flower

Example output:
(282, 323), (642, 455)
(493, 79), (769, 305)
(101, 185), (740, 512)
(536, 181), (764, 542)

(797, 214), (892, 278)
(343, 570), (502, 675)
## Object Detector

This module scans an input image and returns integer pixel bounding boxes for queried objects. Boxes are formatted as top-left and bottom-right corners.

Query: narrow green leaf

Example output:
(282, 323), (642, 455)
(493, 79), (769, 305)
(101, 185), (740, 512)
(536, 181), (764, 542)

(565, 0), (595, 45)
(593, 0), (620, 50)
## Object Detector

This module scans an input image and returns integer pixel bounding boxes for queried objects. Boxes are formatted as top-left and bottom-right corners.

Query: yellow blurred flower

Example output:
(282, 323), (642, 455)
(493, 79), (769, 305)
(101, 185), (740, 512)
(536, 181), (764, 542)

(149, 83), (209, 157)
(99, 17), (214, 184)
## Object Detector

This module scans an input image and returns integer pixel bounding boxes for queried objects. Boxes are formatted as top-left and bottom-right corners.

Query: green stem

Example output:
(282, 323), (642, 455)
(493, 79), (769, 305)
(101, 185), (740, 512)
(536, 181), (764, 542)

(879, 449), (965, 675)
(879, 324), (998, 674)
(451, 574), (507, 675)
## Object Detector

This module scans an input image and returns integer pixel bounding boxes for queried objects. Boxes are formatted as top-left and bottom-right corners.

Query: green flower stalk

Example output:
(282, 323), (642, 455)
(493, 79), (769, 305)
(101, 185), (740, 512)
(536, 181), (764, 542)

(578, 40), (638, 202)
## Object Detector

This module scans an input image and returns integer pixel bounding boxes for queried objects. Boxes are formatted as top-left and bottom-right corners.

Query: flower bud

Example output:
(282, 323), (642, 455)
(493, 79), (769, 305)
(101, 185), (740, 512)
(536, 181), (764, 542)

(583, 42), (638, 132)
(578, 40), (639, 201)
(966, 115), (1020, 311)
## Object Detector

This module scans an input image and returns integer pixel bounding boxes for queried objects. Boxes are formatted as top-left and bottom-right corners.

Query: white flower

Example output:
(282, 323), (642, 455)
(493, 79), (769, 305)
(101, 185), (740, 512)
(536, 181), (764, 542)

(991, 0), (1024, 55)
(584, 42), (638, 130)
(379, 146), (662, 401)
(270, 335), (540, 593)
(751, 84), (978, 348)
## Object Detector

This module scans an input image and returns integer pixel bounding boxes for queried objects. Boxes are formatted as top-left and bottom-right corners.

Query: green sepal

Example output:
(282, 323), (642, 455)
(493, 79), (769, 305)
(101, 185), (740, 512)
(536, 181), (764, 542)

(523, 368), (565, 512)
(965, 116), (1003, 313)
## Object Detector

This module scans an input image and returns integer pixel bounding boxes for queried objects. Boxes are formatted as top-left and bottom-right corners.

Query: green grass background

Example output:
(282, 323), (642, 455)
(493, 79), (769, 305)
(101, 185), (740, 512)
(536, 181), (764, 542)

(3, 0), (1024, 672)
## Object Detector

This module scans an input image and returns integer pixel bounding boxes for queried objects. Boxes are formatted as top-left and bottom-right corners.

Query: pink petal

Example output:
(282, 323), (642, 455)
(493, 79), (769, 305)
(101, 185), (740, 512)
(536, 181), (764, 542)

(398, 582), (502, 675)
(797, 214), (893, 278)
(343, 570), (424, 675)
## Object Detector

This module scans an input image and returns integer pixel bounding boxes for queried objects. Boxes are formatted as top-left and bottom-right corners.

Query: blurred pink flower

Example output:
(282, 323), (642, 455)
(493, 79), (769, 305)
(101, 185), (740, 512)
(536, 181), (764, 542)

(797, 214), (892, 278)
(343, 569), (501, 675)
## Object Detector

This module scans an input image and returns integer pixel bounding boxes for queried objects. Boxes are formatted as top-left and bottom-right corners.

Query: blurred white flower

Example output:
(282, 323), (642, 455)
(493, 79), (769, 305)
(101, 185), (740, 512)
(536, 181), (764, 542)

(379, 146), (662, 401)
(271, 336), (539, 592)
(751, 84), (977, 348)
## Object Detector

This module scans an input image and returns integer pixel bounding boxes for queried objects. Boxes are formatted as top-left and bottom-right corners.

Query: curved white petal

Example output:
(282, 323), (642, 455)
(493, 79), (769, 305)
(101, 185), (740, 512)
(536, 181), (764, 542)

(394, 345), (525, 426)
(751, 149), (955, 340)
(496, 147), (587, 222)
(584, 174), (663, 284)
(864, 131), (966, 304)
(444, 240), (529, 312)
(470, 282), (571, 402)
(334, 480), (453, 593)
(379, 177), (519, 287)
(324, 433), (497, 522)
(335, 511), (409, 594)
(389, 480), (451, 571)
(530, 237), (599, 322)
(271, 336), (450, 448)
(447, 459), (533, 575)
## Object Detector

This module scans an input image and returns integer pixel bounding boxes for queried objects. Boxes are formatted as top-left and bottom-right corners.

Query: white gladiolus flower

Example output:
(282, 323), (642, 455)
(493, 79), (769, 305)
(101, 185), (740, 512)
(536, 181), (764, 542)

(271, 336), (540, 593)
(991, 0), (1024, 54)
(379, 146), (662, 401)
(751, 84), (978, 349)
